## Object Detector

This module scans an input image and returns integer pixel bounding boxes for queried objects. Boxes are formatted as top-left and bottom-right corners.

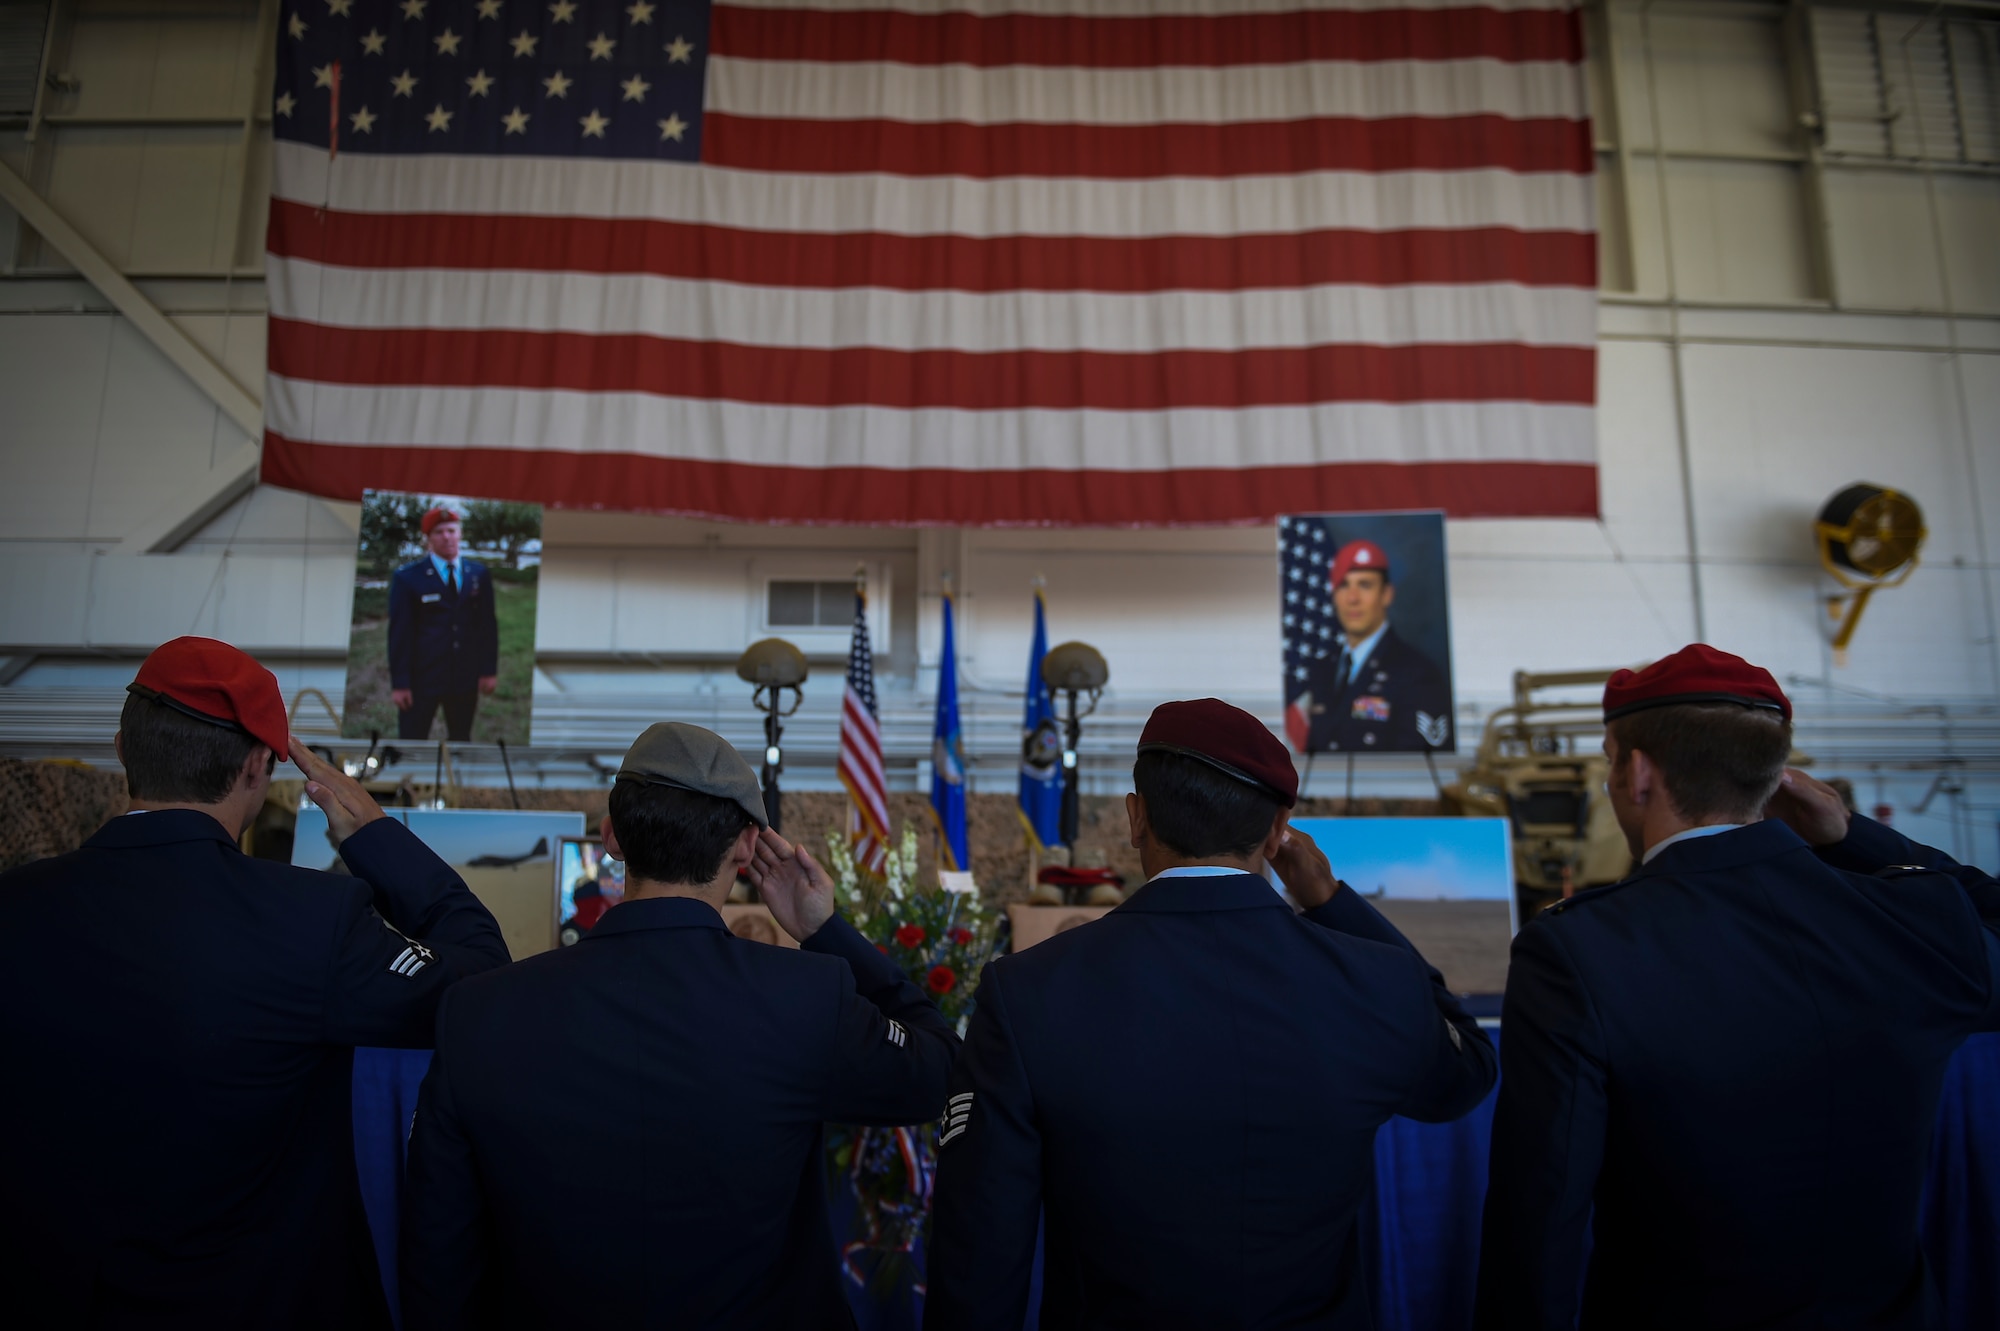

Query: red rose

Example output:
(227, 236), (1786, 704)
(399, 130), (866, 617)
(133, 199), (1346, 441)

(926, 965), (957, 994)
(893, 924), (927, 949)
(875, 943), (890, 955)
(948, 928), (974, 946)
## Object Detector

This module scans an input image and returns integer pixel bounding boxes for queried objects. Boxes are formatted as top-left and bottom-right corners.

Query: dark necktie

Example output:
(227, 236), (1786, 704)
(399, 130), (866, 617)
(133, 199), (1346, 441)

(447, 564), (458, 596)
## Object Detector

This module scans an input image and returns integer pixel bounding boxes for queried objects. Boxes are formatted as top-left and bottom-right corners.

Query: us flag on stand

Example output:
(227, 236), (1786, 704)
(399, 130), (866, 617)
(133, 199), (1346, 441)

(838, 588), (891, 873)
(264, 0), (1596, 525)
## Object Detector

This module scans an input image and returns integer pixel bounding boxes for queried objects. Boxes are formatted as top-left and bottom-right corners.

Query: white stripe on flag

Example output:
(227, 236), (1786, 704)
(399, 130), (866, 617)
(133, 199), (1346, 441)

(268, 261), (1597, 353)
(708, 57), (1588, 125)
(265, 377), (1600, 468)
(271, 141), (1594, 238)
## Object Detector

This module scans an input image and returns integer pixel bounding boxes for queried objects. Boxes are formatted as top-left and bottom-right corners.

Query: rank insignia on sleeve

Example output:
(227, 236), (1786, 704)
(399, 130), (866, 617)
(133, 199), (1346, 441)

(1351, 696), (1390, 722)
(1416, 711), (1450, 747)
(939, 1092), (973, 1146)
(886, 1019), (907, 1048)
(390, 941), (436, 978)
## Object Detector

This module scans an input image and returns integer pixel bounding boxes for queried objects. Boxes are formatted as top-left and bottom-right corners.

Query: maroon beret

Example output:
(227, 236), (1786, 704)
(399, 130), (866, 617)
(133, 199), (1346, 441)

(128, 636), (289, 759)
(1329, 539), (1390, 587)
(420, 506), (461, 534)
(1603, 643), (1791, 724)
(1138, 698), (1298, 808)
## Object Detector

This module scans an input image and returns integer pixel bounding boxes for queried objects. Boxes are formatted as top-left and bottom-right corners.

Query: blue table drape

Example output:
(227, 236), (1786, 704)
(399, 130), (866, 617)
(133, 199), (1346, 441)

(355, 1032), (2000, 1330)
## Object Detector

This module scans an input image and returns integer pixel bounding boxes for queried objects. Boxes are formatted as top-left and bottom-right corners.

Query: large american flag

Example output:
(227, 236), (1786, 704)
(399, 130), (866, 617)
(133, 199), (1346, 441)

(838, 587), (891, 871)
(264, 0), (1595, 525)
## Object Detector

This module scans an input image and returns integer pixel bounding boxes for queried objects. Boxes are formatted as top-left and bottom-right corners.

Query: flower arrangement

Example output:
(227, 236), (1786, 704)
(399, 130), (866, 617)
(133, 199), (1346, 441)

(823, 823), (999, 1294)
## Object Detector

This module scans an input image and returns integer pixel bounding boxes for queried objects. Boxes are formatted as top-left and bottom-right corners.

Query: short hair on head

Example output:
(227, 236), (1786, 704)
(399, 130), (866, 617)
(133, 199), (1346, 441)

(119, 692), (267, 803)
(1608, 702), (1792, 823)
(608, 779), (755, 886)
(1132, 750), (1282, 860)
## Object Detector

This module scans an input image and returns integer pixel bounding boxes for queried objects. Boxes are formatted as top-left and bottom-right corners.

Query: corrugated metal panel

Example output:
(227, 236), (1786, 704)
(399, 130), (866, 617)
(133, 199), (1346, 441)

(0, 1), (51, 118)
(1812, 7), (2000, 165)
(1813, 8), (1893, 158)
(1948, 20), (2000, 164)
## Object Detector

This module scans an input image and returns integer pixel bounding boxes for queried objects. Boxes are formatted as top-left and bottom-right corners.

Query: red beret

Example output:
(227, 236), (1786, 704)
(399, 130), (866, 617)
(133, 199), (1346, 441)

(420, 506), (461, 534)
(1603, 644), (1791, 725)
(1138, 698), (1298, 808)
(1329, 539), (1389, 587)
(128, 637), (289, 760)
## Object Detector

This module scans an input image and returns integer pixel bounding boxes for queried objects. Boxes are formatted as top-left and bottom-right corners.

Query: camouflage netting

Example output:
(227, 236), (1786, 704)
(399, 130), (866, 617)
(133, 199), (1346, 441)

(0, 757), (128, 871)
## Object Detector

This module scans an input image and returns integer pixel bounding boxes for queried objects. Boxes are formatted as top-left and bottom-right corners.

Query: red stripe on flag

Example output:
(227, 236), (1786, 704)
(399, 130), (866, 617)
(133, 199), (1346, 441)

(268, 200), (1598, 291)
(701, 113), (1594, 177)
(710, 6), (1585, 66)
(269, 320), (1595, 408)
(261, 432), (1601, 521)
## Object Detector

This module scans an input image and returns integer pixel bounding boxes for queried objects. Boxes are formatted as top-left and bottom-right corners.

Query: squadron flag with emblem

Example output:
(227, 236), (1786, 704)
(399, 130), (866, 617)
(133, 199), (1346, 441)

(1018, 588), (1063, 850)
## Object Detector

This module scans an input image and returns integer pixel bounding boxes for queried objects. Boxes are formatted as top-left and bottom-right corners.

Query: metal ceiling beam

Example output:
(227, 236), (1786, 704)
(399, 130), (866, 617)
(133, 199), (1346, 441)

(0, 156), (264, 553)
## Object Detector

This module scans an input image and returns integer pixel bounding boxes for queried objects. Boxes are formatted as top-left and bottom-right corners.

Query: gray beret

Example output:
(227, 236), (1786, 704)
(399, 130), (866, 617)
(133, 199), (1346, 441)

(616, 722), (769, 829)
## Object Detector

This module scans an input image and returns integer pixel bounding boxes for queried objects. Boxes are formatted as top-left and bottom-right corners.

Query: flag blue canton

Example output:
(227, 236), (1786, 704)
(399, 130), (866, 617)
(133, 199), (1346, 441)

(271, 0), (710, 161)
(847, 592), (877, 717)
(1279, 515), (1337, 702)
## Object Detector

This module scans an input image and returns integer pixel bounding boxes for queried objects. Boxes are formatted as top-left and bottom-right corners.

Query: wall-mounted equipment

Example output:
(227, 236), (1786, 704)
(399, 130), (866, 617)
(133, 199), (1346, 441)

(1815, 484), (1925, 665)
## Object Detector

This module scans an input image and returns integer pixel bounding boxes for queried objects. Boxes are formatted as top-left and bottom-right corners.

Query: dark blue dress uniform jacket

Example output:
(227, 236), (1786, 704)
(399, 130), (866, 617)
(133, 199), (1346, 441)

(924, 872), (1495, 1330)
(0, 810), (509, 1330)
(400, 898), (960, 1331)
(1476, 817), (2000, 1330)
(388, 557), (500, 696)
(1297, 626), (1452, 754)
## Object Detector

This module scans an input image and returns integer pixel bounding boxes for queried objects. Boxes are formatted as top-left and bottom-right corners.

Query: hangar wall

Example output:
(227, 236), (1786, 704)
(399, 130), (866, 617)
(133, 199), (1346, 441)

(2, 0), (1997, 866)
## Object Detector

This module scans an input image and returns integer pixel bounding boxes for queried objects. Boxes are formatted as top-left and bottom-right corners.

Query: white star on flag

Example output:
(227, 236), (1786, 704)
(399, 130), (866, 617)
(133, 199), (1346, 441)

(390, 69), (418, 96)
(466, 69), (494, 96)
(326, 0), (354, 16)
(312, 63), (335, 88)
(426, 103), (453, 131)
(287, 13), (306, 39)
(548, 0), (576, 22)
(658, 112), (686, 140)
(587, 32), (615, 59)
(620, 74), (649, 101)
(579, 108), (609, 137)
(476, 0), (503, 18)
(542, 70), (571, 97)
(360, 28), (386, 53)
(626, 1), (655, 24)
(400, 0), (426, 19)
(350, 105), (377, 132)
(434, 28), (461, 54)
(501, 106), (530, 133)
(665, 35), (692, 62)
(510, 30), (537, 56)
(274, 90), (296, 116)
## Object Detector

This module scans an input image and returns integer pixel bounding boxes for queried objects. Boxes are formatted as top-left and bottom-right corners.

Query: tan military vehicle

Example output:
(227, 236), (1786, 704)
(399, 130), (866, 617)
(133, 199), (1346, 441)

(1440, 670), (1633, 922)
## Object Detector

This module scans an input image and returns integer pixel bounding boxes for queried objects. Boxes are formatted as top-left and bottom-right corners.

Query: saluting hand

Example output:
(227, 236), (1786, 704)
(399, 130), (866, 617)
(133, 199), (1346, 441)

(1269, 825), (1343, 911)
(746, 827), (837, 943)
(291, 736), (388, 844)
(1762, 768), (1851, 847)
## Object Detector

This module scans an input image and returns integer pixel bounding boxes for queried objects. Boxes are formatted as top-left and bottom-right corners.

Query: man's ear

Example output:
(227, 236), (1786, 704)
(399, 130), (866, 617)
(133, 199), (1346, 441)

(600, 814), (623, 861)
(114, 730), (125, 765)
(732, 822), (759, 870)
(1259, 807), (1292, 864)
(1125, 791), (1147, 850)
(1381, 582), (1396, 610)
(238, 744), (274, 797)
(1625, 748), (1659, 808)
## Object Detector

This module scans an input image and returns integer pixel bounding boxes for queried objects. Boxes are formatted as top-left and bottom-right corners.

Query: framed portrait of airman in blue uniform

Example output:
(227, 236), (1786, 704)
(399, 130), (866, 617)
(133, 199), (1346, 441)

(341, 489), (542, 746)
(1279, 511), (1455, 755)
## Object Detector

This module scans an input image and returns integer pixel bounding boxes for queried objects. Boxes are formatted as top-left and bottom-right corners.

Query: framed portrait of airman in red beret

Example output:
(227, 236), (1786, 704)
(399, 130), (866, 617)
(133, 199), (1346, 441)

(341, 489), (542, 745)
(1279, 512), (1455, 755)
